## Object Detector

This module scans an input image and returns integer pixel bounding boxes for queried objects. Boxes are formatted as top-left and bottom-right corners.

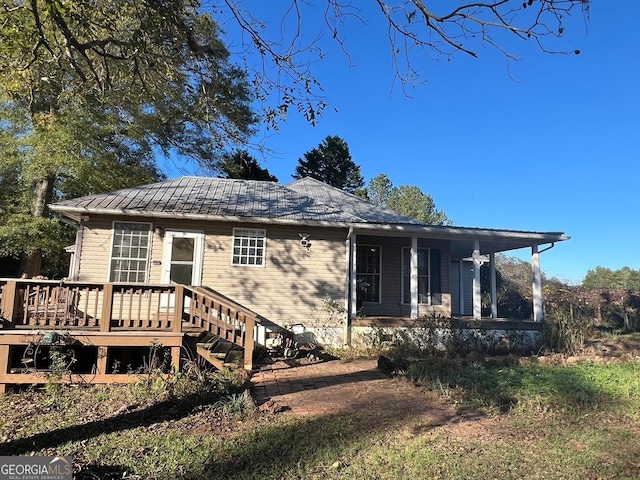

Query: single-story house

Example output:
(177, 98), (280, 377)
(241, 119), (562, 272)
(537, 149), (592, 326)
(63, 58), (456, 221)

(49, 176), (569, 346)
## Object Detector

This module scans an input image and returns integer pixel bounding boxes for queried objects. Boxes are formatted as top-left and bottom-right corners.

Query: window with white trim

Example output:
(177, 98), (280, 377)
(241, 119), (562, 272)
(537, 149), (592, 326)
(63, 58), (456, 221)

(109, 222), (151, 282)
(232, 229), (266, 266)
(356, 245), (381, 303)
(402, 247), (441, 304)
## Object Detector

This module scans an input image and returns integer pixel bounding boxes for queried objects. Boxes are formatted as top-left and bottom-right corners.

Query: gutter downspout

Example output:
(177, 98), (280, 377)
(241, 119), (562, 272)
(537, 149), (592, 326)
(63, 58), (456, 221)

(538, 242), (556, 254)
(344, 227), (354, 346)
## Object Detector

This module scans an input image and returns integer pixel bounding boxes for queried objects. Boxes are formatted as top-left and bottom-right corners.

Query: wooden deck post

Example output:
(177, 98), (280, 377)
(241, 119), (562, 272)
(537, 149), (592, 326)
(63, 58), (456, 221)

(97, 346), (109, 375)
(0, 345), (9, 394)
(243, 314), (255, 371)
(1, 280), (19, 327)
(98, 284), (113, 376)
(100, 283), (113, 332)
(173, 285), (184, 333)
(171, 285), (184, 371)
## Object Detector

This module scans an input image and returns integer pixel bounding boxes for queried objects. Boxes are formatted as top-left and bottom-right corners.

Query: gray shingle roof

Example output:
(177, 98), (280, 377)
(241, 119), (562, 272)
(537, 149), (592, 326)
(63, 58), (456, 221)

(50, 176), (422, 225)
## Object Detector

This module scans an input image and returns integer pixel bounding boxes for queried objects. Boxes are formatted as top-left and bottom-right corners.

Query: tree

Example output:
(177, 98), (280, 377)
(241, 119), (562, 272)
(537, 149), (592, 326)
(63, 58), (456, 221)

(9, 2), (590, 128)
(219, 150), (278, 182)
(583, 266), (640, 291)
(360, 174), (393, 207)
(359, 174), (450, 225)
(387, 186), (451, 225)
(0, 1), (257, 275)
(293, 136), (364, 193)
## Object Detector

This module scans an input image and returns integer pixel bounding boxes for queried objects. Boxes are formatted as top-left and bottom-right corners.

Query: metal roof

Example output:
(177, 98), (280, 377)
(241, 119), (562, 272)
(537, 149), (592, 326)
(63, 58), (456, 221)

(49, 176), (570, 253)
(50, 176), (423, 225)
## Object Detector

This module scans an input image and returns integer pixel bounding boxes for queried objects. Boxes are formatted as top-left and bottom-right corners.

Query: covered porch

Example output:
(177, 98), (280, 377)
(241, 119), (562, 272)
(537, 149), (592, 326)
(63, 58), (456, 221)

(344, 226), (569, 340)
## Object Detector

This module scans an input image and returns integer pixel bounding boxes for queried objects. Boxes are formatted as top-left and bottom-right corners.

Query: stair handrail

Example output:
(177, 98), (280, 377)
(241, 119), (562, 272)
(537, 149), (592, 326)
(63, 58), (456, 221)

(182, 285), (255, 370)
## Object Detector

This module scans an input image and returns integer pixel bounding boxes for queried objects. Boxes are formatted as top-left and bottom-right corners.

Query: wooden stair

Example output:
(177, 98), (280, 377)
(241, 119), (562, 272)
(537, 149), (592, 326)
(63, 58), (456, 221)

(184, 285), (256, 371)
(196, 332), (244, 370)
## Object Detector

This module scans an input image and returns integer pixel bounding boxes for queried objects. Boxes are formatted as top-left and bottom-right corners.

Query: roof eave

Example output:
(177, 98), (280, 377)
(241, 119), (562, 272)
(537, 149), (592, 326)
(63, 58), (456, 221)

(49, 205), (569, 245)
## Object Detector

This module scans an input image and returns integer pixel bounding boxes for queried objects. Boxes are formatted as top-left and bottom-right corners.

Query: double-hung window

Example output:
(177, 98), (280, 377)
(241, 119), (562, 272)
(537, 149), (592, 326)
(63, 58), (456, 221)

(356, 245), (381, 303)
(232, 229), (266, 266)
(109, 222), (151, 282)
(402, 248), (441, 304)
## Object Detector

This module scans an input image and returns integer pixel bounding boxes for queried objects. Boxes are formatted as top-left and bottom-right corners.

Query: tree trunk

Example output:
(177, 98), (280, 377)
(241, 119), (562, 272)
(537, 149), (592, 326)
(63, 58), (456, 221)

(23, 176), (55, 277)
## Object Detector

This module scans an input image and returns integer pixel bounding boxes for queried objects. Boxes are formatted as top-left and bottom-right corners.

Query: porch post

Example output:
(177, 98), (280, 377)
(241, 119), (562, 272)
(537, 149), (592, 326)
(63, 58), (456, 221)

(472, 241), (482, 321)
(532, 245), (543, 322)
(458, 259), (465, 316)
(490, 252), (497, 318)
(410, 236), (418, 319)
(344, 229), (355, 346)
(349, 233), (358, 338)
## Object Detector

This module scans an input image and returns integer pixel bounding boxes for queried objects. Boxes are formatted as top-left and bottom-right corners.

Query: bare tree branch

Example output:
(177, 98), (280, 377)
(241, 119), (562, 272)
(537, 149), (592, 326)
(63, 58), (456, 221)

(4, 0), (589, 127)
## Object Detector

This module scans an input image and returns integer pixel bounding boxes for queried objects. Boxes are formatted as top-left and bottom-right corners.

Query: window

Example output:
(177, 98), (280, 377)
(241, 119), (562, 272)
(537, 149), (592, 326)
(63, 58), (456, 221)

(109, 222), (151, 282)
(232, 229), (266, 266)
(402, 248), (441, 304)
(356, 245), (381, 303)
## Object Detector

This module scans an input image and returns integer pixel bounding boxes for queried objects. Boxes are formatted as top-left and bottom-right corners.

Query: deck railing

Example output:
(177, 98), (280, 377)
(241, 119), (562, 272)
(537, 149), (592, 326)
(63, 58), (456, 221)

(0, 279), (177, 331)
(0, 279), (256, 368)
(183, 285), (255, 363)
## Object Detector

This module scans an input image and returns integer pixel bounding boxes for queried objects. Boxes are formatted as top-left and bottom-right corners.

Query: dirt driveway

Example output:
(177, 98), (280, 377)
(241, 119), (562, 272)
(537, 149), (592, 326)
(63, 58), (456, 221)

(251, 359), (460, 423)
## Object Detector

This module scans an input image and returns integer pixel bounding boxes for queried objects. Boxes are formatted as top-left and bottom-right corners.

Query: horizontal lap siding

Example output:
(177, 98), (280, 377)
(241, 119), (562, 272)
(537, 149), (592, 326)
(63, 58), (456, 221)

(77, 219), (115, 282)
(78, 217), (348, 327)
(76, 216), (458, 324)
(202, 224), (348, 326)
(78, 217), (163, 283)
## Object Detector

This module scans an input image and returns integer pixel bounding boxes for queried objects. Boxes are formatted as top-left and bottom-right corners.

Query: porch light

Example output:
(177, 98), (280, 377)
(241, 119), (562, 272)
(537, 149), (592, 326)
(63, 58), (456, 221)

(299, 233), (311, 250)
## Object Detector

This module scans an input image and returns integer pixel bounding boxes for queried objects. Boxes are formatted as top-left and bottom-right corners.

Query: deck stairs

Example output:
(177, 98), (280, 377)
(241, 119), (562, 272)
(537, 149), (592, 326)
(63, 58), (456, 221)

(183, 285), (256, 371)
(196, 332), (245, 370)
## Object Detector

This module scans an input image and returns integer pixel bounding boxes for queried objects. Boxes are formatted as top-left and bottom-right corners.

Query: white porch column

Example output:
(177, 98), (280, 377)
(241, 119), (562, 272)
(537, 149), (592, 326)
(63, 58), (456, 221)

(532, 245), (543, 322)
(490, 252), (497, 319)
(344, 229), (355, 346)
(458, 258), (465, 316)
(410, 236), (418, 319)
(472, 240), (482, 321)
(350, 233), (358, 321)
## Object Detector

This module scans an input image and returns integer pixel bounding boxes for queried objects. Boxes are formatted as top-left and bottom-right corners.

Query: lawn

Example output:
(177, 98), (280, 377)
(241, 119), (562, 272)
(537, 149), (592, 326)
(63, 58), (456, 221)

(1, 347), (639, 479)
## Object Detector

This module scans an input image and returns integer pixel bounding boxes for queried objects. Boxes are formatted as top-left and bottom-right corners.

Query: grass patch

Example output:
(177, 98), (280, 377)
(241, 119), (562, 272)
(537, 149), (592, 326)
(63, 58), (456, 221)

(404, 355), (640, 415)
(1, 353), (640, 479)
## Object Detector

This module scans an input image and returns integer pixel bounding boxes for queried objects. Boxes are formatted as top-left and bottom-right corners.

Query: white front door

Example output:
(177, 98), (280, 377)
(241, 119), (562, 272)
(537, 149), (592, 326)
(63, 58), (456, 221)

(161, 231), (204, 308)
(161, 230), (204, 286)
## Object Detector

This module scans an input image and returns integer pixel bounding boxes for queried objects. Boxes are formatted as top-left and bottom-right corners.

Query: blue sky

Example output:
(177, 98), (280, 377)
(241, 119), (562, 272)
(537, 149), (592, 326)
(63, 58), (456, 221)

(166, 1), (639, 284)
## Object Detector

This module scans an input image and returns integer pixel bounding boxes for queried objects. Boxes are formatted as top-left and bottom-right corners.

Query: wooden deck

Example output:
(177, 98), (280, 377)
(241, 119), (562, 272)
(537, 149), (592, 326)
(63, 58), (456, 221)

(0, 279), (257, 393)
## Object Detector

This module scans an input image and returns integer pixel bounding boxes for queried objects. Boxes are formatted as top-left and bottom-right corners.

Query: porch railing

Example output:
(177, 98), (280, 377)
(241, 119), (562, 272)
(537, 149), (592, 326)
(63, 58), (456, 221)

(0, 279), (256, 369)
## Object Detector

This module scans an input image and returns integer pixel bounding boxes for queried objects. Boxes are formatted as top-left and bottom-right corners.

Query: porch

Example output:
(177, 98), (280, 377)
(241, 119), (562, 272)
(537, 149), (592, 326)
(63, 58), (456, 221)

(0, 279), (256, 393)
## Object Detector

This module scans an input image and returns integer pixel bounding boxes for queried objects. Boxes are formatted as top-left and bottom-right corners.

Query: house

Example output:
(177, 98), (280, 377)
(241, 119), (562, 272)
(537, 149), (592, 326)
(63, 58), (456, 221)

(0, 176), (568, 390)
(50, 176), (568, 338)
